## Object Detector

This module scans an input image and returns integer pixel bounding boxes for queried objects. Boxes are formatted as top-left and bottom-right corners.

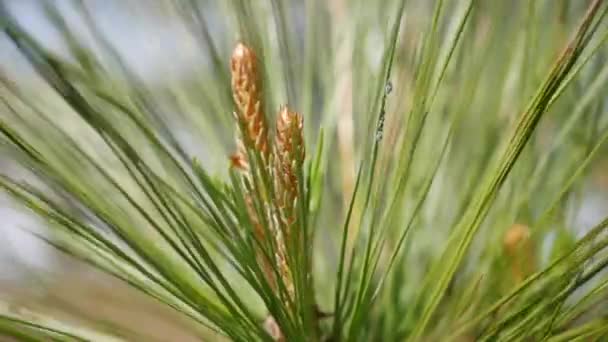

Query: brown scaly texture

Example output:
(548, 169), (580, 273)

(274, 105), (304, 226)
(273, 106), (305, 302)
(229, 42), (276, 292)
(231, 42), (269, 159)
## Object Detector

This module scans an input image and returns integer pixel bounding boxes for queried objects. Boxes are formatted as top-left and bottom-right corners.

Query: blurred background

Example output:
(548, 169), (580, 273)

(1, 0), (608, 340)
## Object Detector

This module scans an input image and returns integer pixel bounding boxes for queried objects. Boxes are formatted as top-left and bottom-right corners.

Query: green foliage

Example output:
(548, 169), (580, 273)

(1, 0), (608, 341)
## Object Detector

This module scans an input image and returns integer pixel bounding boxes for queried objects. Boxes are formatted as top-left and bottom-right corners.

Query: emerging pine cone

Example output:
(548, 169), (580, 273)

(273, 106), (305, 303)
(231, 42), (269, 158)
(230, 42), (276, 292)
(503, 223), (534, 283)
(274, 105), (305, 225)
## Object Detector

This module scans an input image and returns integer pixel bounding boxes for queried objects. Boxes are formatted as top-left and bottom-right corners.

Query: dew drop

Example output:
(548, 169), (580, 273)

(385, 81), (393, 95)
